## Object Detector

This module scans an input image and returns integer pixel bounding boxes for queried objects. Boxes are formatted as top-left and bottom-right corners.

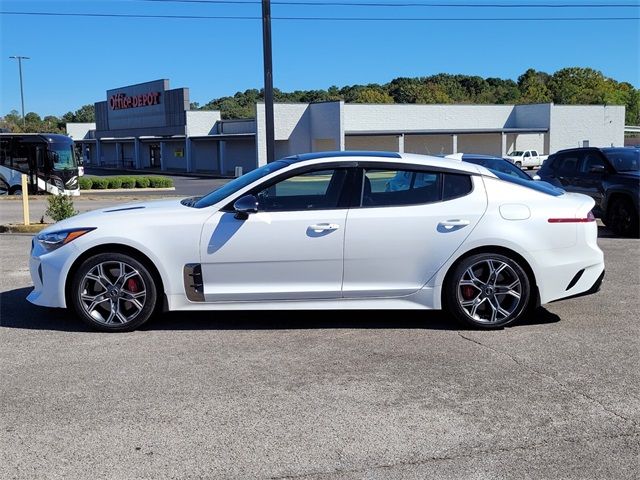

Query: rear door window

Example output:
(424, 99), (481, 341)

(361, 169), (441, 207)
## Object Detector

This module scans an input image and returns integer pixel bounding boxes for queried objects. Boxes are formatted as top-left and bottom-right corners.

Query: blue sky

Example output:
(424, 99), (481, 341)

(1, 0), (639, 116)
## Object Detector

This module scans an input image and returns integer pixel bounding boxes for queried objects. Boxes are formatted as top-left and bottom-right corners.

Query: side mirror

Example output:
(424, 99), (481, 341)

(233, 194), (258, 220)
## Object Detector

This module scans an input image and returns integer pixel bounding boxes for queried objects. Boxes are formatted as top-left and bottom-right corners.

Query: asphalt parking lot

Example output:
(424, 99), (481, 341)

(1, 229), (639, 479)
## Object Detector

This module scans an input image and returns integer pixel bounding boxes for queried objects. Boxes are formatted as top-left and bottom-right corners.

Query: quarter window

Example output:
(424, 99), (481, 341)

(360, 169), (441, 207)
(442, 173), (473, 200)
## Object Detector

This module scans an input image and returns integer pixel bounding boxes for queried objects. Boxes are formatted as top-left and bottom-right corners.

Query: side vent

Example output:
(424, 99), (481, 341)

(183, 264), (205, 302)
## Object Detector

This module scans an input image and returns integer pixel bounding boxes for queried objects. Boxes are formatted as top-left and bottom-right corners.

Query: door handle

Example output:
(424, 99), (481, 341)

(439, 219), (470, 229)
(309, 223), (340, 232)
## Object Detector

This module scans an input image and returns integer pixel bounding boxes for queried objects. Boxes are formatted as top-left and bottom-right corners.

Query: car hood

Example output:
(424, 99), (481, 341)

(40, 198), (195, 233)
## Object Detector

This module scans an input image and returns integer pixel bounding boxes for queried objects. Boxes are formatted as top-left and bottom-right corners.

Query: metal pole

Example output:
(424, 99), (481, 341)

(9, 56), (30, 127)
(261, 1), (275, 163)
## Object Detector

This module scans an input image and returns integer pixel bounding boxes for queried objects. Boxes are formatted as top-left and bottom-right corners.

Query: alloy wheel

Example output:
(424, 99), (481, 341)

(79, 261), (147, 325)
(457, 258), (522, 324)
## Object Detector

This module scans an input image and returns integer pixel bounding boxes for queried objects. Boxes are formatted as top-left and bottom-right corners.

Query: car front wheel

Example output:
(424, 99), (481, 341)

(445, 253), (531, 329)
(70, 253), (158, 331)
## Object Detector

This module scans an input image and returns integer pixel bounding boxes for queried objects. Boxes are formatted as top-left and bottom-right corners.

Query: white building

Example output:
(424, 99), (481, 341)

(68, 79), (626, 175)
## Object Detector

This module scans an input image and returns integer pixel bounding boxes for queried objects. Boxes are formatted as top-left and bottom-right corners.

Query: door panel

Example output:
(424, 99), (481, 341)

(342, 172), (487, 298)
(200, 210), (346, 301)
(198, 166), (352, 302)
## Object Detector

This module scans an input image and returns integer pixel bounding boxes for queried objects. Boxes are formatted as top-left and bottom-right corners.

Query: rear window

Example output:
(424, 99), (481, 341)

(491, 170), (565, 197)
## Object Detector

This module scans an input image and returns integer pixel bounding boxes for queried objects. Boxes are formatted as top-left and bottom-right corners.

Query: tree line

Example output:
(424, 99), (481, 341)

(1, 67), (638, 134)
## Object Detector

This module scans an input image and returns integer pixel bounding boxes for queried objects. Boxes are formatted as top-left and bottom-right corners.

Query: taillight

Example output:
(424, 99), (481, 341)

(548, 211), (596, 223)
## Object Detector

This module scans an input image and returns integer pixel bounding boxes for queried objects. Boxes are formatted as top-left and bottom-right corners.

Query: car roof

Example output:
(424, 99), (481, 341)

(282, 151), (492, 176)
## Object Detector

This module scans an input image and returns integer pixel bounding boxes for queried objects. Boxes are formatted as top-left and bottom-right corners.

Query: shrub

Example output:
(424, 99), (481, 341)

(78, 177), (93, 190)
(119, 176), (137, 189)
(45, 194), (77, 222)
(107, 177), (122, 189)
(147, 176), (173, 188)
(135, 177), (150, 188)
(91, 177), (109, 189)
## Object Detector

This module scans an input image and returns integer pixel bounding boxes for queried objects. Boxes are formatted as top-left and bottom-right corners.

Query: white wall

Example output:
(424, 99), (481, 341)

(345, 135), (400, 152)
(310, 102), (344, 151)
(549, 105), (625, 153)
(513, 104), (551, 128)
(510, 133), (545, 153)
(186, 111), (220, 136)
(344, 104), (515, 132)
(66, 122), (96, 140)
(257, 103), (312, 165)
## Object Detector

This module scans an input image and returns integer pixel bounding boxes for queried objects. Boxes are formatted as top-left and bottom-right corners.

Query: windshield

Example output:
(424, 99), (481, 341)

(603, 149), (640, 172)
(508, 151), (524, 157)
(50, 142), (77, 171)
(464, 158), (532, 180)
(192, 160), (290, 208)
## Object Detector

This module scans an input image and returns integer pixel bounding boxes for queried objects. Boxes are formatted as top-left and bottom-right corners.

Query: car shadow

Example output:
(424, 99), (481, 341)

(1, 287), (560, 333)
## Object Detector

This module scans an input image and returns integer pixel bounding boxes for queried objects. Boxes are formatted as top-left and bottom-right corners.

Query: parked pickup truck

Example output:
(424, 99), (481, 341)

(504, 150), (548, 169)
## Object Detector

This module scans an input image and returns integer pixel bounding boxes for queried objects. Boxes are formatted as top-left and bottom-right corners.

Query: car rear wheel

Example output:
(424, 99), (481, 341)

(607, 197), (639, 238)
(70, 253), (158, 331)
(445, 253), (531, 329)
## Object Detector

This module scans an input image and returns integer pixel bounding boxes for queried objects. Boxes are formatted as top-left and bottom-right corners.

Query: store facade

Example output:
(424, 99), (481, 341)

(68, 79), (625, 175)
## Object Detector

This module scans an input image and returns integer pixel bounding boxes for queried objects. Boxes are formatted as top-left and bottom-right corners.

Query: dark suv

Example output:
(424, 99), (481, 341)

(538, 147), (639, 237)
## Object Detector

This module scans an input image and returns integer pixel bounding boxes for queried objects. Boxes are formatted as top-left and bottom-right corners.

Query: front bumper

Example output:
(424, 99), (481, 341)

(27, 240), (79, 309)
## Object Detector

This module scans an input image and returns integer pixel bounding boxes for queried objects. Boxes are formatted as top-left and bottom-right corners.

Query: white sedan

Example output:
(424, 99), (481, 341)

(28, 151), (605, 331)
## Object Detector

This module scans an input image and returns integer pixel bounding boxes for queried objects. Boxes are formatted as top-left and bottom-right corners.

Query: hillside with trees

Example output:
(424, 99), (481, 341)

(2, 67), (638, 133)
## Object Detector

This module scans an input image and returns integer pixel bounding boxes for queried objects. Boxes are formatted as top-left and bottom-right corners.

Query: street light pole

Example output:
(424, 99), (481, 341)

(261, 1), (275, 164)
(9, 55), (30, 127)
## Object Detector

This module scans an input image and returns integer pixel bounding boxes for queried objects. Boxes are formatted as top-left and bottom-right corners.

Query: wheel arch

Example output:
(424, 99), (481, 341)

(441, 245), (540, 309)
(64, 243), (166, 311)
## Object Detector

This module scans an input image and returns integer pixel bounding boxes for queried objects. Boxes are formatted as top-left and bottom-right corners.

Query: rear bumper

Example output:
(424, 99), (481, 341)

(551, 269), (605, 303)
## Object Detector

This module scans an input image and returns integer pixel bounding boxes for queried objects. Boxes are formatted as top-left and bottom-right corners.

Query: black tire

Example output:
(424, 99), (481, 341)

(9, 186), (22, 196)
(607, 197), (639, 238)
(70, 253), (158, 332)
(444, 253), (531, 329)
(515, 161), (522, 169)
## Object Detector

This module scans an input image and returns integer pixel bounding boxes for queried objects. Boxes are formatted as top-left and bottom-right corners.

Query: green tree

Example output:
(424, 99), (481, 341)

(518, 69), (552, 103)
(353, 87), (394, 104)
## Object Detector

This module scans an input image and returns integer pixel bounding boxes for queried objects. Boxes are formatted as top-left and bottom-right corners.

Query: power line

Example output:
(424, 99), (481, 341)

(1, 11), (638, 21)
(140, 0), (640, 7)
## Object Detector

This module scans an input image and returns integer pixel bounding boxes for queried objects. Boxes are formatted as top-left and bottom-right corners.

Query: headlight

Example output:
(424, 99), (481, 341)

(36, 228), (95, 252)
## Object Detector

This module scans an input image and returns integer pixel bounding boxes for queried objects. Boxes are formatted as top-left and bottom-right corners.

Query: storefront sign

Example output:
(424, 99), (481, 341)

(109, 92), (161, 110)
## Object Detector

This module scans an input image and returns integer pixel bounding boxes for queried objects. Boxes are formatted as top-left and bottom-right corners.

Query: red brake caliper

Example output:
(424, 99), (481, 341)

(462, 285), (476, 300)
(126, 278), (139, 293)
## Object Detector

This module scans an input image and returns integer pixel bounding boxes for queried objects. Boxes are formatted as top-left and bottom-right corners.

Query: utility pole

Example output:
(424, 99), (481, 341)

(9, 56), (30, 127)
(261, 1), (275, 163)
